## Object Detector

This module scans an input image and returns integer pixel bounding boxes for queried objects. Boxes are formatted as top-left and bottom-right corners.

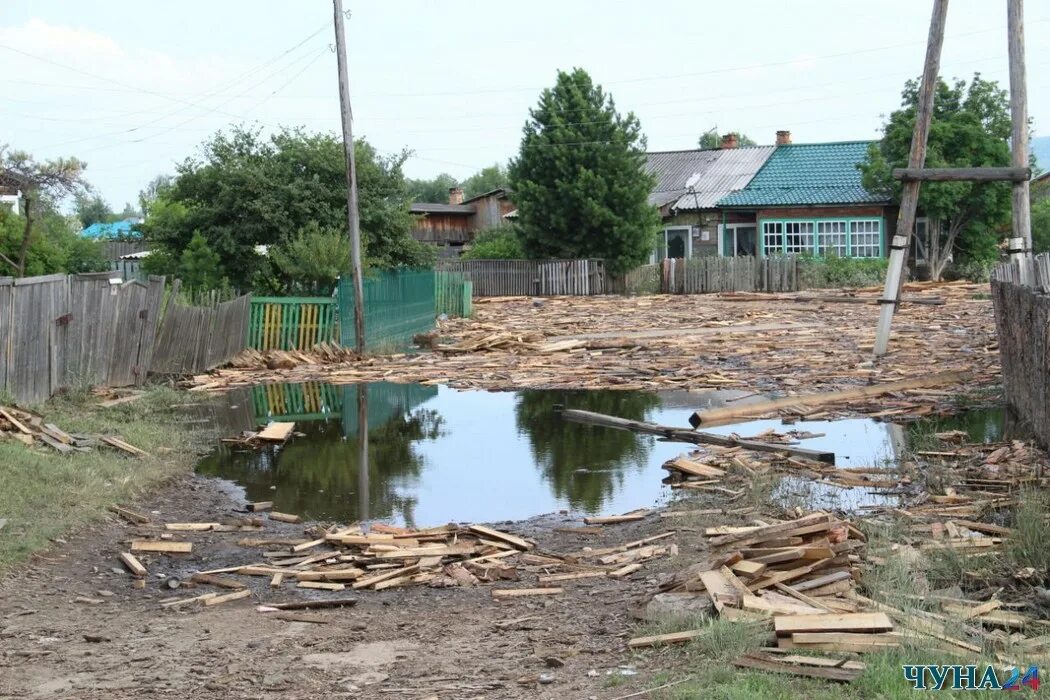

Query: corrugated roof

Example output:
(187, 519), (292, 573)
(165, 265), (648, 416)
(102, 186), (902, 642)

(410, 203), (475, 215)
(645, 146), (776, 210)
(80, 219), (142, 240)
(460, 187), (508, 204)
(717, 141), (889, 207)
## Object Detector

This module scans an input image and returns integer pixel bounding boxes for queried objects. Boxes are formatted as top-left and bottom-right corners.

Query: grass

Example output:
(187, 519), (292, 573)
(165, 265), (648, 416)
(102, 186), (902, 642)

(0, 387), (210, 568)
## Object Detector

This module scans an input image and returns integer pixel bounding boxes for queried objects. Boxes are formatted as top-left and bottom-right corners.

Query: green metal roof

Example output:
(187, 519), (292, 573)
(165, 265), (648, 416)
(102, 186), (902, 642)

(717, 141), (890, 207)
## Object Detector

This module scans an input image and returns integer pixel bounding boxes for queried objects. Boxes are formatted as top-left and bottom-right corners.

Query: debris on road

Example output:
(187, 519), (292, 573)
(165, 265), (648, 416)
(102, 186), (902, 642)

(1, 404), (147, 456)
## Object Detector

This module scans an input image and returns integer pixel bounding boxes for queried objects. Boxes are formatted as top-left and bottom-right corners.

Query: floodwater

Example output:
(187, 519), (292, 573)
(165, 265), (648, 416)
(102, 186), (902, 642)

(194, 382), (1012, 528)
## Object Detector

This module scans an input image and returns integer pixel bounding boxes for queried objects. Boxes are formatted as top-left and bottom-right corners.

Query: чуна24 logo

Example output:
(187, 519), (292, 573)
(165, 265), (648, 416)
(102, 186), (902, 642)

(902, 664), (1038, 691)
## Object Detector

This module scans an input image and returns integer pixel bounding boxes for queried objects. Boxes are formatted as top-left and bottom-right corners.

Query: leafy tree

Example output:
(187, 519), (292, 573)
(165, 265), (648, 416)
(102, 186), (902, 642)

(0, 207), (107, 276)
(74, 193), (115, 227)
(142, 126), (434, 290)
(269, 221), (350, 293)
(461, 164), (509, 198)
(0, 145), (86, 276)
(406, 172), (459, 202)
(860, 74), (1012, 279)
(698, 127), (757, 149)
(138, 174), (173, 218)
(508, 68), (660, 273)
(1033, 197), (1050, 254)
(178, 231), (224, 291)
(462, 228), (524, 259)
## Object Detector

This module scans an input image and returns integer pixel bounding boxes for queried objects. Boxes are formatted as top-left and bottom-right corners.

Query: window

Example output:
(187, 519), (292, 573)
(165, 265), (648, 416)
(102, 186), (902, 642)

(762, 221), (783, 255)
(784, 221), (815, 254)
(850, 219), (881, 257)
(817, 221), (848, 257)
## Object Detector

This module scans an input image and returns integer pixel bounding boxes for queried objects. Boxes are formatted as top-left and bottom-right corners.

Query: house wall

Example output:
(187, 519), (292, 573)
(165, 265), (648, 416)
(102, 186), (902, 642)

(468, 194), (513, 230)
(411, 213), (472, 244)
(753, 205), (893, 259)
(653, 211), (719, 260)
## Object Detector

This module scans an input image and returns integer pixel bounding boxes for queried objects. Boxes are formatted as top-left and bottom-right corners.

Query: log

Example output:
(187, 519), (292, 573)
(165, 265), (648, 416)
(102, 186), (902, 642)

(269, 512), (301, 524)
(558, 408), (834, 464)
(892, 166), (1030, 182)
(690, 372), (962, 426)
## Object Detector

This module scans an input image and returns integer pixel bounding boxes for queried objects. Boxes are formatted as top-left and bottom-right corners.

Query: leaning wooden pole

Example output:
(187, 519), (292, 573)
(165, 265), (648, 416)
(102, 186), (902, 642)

(333, 0), (366, 354)
(1007, 0), (1033, 285)
(873, 0), (949, 357)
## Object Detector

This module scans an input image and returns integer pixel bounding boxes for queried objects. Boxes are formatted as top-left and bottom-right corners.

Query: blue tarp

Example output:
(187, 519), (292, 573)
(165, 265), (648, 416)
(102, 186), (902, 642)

(80, 218), (142, 240)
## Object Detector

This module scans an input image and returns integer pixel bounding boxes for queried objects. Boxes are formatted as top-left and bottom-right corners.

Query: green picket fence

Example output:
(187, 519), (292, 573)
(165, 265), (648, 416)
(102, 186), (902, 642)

(435, 271), (473, 318)
(248, 297), (337, 351)
(337, 269), (436, 352)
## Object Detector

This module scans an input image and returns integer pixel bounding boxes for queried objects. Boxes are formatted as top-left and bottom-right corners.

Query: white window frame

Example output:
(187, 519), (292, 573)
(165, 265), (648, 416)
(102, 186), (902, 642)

(817, 220), (849, 257)
(762, 221), (784, 256)
(784, 221), (815, 255)
(849, 219), (882, 258)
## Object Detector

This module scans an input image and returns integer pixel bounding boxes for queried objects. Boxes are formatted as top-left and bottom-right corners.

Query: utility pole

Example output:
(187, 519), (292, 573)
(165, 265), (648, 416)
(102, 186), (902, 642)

(333, 0), (366, 353)
(872, 0), (949, 357)
(1007, 0), (1032, 285)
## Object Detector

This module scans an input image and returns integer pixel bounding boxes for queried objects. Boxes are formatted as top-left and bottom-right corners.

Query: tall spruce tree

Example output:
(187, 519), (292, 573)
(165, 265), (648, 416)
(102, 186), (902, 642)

(508, 69), (659, 273)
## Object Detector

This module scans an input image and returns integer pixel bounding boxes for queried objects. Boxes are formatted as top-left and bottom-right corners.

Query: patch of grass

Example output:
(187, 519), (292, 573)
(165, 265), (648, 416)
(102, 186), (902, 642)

(0, 386), (211, 569)
(1006, 488), (1050, 580)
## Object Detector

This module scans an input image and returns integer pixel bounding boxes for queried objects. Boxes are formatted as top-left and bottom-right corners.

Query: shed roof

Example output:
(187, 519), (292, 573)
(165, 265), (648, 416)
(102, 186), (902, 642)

(409, 202), (475, 215)
(645, 146), (775, 211)
(461, 187), (508, 205)
(717, 141), (889, 207)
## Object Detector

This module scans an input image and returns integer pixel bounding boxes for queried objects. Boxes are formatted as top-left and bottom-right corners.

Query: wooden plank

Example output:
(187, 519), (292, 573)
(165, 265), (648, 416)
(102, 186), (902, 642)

(774, 613), (893, 637)
(708, 514), (832, 548)
(352, 565), (420, 589)
(733, 654), (862, 682)
(164, 523), (220, 531)
(730, 560), (767, 578)
(467, 524), (533, 550)
(583, 512), (647, 525)
(628, 630), (703, 649)
(203, 589), (252, 606)
(298, 581), (346, 591)
(375, 543), (476, 559)
(892, 166), (1030, 182)
(537, 571), (606, 584)
(108, 504), (150, 524)
(190, 573), (246, 590)
(99, 436), (149, 457)
(266, 598), (358, 611)
(608, 563), (643, 579)
(491, 588), (563, 598)
(119, 552), (147, 577)
(256, 422), (295, 442)
(269, 512), (301, 524)
(131, 540), (192, 554)
(791, 632), (902, 647)
(691, 372), (961, 426)
(698, 569), (739, 611)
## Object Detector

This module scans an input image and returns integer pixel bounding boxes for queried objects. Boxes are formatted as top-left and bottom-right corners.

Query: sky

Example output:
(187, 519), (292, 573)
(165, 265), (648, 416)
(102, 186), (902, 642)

(2, 0), (1049, 210)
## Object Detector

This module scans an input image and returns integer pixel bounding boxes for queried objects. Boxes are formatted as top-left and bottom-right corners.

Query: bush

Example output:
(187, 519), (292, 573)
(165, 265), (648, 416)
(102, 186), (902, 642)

(798, 255), (889, 289)
(943, 259), (995, 283)
(462, 228), (523, 260)
(269, 222), (350, 295)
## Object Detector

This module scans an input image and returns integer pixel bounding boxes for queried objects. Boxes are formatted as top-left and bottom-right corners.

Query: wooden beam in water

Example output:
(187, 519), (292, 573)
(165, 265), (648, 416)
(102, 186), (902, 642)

(556, 407), (835, 464)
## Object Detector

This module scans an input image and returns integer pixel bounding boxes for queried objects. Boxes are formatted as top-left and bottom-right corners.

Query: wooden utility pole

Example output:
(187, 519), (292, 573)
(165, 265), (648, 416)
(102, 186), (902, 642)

(1007, 0), (1032, 285)
(333, 0), (366, 353)
(872, 0), (949, 357)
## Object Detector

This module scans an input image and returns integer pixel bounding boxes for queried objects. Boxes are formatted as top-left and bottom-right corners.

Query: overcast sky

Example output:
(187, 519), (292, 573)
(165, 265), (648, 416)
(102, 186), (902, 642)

(2, 0), (1048, 209)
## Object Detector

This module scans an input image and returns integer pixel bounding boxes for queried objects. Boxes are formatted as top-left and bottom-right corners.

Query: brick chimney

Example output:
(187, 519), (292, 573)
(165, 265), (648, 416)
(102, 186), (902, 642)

(448, 187), (464, 205)
(720, 133), (738, 149)
(775, 130), (792, 145)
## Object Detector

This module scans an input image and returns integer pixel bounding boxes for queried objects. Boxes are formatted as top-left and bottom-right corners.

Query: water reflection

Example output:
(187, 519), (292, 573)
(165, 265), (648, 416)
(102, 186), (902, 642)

(194, 382), (1016, 527)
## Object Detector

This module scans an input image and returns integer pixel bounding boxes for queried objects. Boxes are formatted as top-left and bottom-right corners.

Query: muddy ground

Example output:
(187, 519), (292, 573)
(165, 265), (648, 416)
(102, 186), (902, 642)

(0, 471), (720, 700)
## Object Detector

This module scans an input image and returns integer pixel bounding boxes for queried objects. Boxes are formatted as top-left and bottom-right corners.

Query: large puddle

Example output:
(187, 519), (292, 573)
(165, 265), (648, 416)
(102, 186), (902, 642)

(194, 382), (1011, 527)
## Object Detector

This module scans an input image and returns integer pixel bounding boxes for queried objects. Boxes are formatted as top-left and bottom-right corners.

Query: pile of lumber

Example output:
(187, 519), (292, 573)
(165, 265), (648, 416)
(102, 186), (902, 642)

(228, 343), (359, 370)
(435, 326), (546, 353)
(0, 405), (147, 456)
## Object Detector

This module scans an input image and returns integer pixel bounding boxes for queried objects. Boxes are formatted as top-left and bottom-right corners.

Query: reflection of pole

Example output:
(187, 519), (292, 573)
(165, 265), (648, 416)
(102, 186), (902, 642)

(356, 383), (369, 525)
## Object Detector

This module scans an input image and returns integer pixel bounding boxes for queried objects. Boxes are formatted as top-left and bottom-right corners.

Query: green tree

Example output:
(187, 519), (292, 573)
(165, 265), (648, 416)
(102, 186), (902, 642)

(178, 231), (224, 291)
(508, 69), (659, 273)
(461, 163), (509, 198)
(269, 221), (350, 293)
(406, 172), (459, 202)
(74, 193), (115, 227)
(142, 126), (434, 290)
(1033, 198), (1050, 254)
(138, 174), (172, 218)
(0, 145), (86, 276)
(0, 207), (107, 276)
(860, 74), (1013, 279)
(462, 227), (523, 259)
(698, 127), (757, 149)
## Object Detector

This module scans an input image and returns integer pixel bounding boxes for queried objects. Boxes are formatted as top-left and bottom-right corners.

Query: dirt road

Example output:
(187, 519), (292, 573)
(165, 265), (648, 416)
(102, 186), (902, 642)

(0, 473), (696, 700)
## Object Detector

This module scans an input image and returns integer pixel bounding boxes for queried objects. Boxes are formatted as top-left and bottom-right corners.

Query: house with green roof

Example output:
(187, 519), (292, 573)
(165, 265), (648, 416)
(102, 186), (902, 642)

(715, 138), (896, 259)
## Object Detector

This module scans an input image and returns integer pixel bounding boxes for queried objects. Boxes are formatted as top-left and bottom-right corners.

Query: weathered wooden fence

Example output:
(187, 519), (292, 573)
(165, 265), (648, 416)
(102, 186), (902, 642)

(991, 254), (1050, 448)
(0, 273), (166, 404)
(150, 292), (250, 376)
(247, 297), (337, 351)
(434, 271), (473, 317)
(436, 259), (608, 296)
(660, 256), (800, 294)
